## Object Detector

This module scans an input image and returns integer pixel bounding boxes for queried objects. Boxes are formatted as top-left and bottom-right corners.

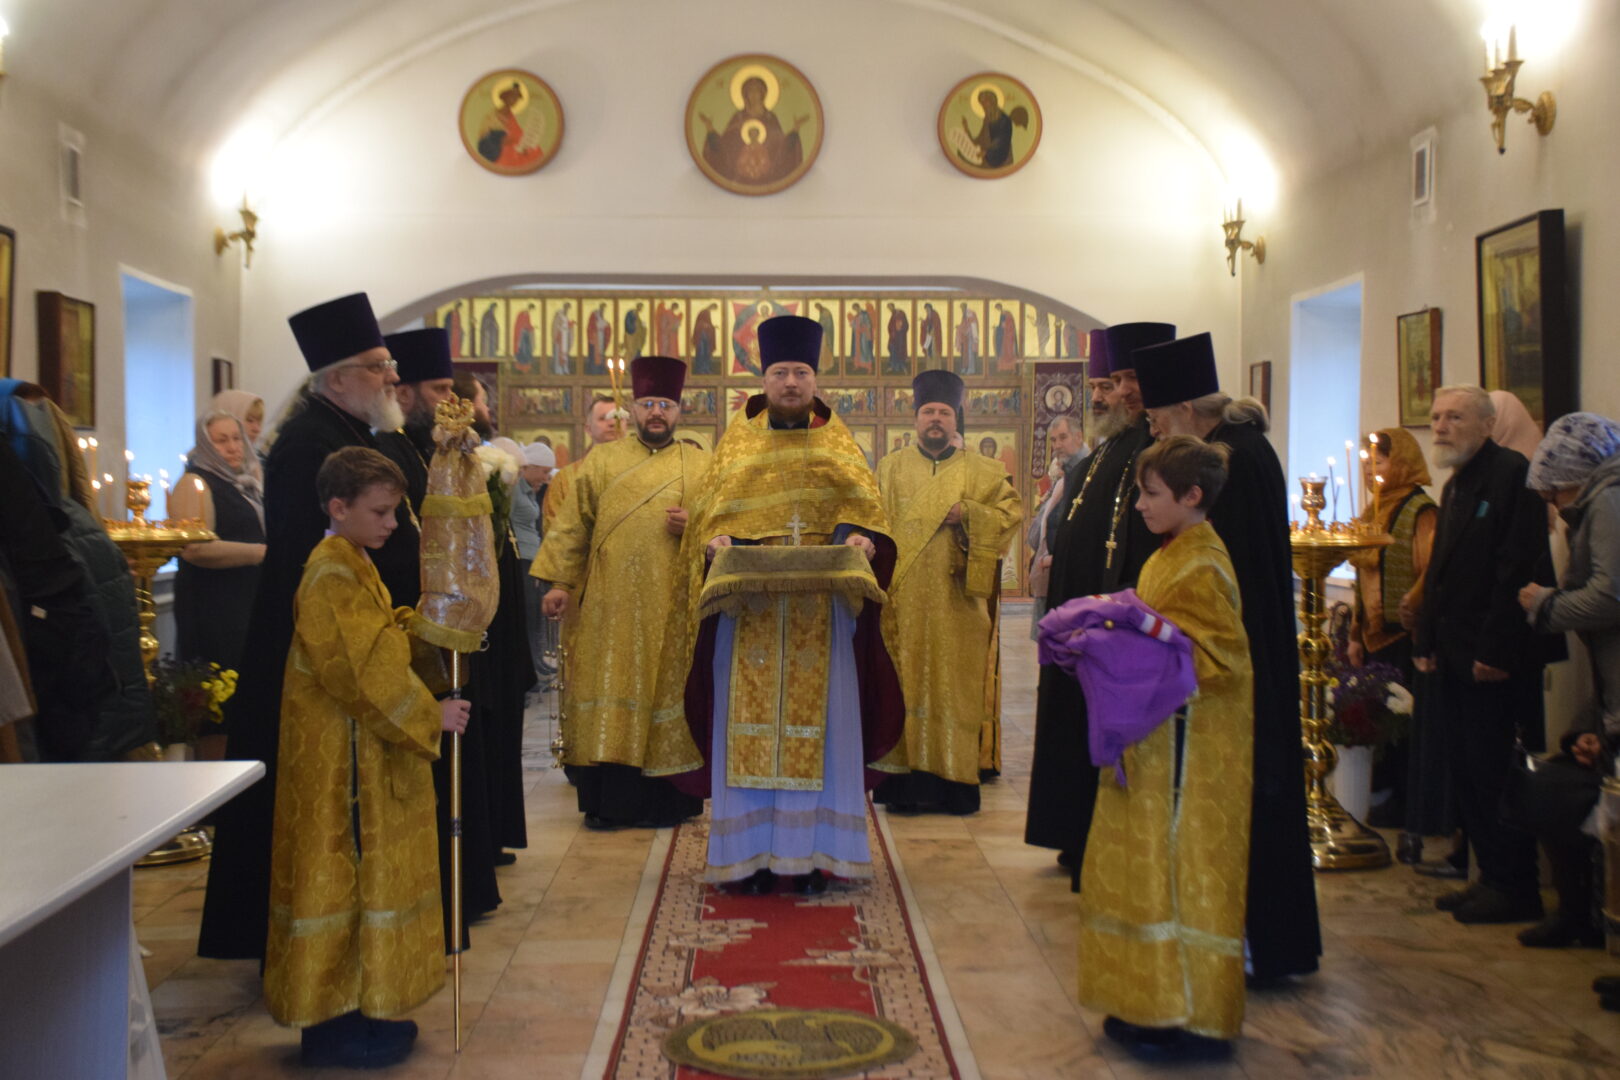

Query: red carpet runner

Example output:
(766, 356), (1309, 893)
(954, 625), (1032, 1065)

(603, 804), (962, 1079)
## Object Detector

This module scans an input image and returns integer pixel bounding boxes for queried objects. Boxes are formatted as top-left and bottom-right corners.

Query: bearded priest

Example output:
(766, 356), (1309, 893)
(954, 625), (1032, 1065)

(201, 292), (421, 961)
(531, 356), (709, 829)
(874, 369), (1021, 815)
(646, 315), (905, 896)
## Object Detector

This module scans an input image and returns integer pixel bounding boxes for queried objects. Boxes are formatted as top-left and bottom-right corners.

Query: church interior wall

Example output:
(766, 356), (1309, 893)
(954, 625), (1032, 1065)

(234, 0), (1240, 417)
(1239, 0), (1619, 470)
(0, 76), (241, 455)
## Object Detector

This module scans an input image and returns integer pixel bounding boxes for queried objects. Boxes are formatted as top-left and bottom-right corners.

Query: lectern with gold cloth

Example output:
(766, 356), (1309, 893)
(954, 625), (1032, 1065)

(696, 544), (890, 791)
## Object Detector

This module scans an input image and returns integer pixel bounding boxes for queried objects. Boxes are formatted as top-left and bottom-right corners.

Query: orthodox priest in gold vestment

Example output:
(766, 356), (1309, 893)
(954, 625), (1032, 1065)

(539, 395), (621, 782)
(1078, 439), (1253, 1055)
(646, 316), (905, 895)
(874, 370), (1021, 815)
(532, 358), (707, 828)
(264, 504), (449, 1040)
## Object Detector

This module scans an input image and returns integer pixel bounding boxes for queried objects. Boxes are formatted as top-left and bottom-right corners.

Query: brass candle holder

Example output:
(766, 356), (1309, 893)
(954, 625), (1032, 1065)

(105, 479), (219, 865)
(1290, 477), (1392, 871)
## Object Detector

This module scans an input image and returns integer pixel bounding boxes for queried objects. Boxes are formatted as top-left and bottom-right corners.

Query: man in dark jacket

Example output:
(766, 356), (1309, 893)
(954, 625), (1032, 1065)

(1416, 385), (1553, 924)
(200, 292), (419, 961)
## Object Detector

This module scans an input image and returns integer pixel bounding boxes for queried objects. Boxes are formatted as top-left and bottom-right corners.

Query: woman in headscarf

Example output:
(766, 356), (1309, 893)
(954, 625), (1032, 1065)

(1490, 389), (1544, 461)
(171, 409), (267, 756)
(1515, 412), (1620, 948)
(210, 389), (268, 470)
(1347, 428), (1438, 864)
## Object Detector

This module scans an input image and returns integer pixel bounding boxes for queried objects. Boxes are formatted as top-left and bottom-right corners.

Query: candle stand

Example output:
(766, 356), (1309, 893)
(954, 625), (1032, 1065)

(1291, 477), (1393, 871)
(105, 478), (219, 865)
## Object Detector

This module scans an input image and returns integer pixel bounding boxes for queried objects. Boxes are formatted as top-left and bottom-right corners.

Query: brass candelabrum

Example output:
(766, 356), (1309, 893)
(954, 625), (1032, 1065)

(1479, 36), (1556, 155)
(1290, 476), (1392, 871)
(105, 478), (219, 865)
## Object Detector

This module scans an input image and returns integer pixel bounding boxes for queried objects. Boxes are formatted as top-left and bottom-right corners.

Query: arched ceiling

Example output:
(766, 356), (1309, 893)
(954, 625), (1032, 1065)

(3, 0), (1507, 193)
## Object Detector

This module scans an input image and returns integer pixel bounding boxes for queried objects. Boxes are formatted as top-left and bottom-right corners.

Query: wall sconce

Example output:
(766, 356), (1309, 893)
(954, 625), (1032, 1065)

(1480, 25), (1555, 155)
(1222, 199), (1265, 277)
(213, 197), (258, 267)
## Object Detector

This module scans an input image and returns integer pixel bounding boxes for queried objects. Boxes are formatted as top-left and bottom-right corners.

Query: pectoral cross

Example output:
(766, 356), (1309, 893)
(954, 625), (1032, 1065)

(1104, 537), (1118, 569)
(787, 511), (806, 546)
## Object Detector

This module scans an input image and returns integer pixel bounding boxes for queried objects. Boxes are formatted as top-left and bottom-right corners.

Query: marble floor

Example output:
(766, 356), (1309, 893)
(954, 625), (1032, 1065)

(140, 602), (1620, 1078)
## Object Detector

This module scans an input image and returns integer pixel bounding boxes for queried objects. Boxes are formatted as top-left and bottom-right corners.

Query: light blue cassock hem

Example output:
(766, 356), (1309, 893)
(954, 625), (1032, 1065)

(706, 602), (873, 882)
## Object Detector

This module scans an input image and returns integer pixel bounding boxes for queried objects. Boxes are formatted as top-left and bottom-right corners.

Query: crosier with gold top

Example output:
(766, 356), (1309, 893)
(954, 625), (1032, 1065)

(1291, 476), (1392, 871)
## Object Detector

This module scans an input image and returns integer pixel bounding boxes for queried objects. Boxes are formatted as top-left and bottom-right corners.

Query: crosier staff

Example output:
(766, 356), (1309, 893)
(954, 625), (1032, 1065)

(409, 397), (499, 1052)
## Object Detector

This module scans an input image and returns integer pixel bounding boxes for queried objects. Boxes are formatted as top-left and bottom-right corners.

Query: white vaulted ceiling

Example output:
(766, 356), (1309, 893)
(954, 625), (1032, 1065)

(0, 0), (1521, 193)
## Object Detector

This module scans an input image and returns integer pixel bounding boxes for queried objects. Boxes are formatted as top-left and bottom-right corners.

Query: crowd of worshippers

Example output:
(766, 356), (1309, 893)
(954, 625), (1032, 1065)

(4, 295), (1619, 1067)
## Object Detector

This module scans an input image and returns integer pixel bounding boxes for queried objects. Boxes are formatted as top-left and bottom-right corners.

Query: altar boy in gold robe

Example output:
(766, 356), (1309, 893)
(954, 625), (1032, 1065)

(1078, 435), (1253, 1062)
(263, 448), (469, 1069)
(875, 369), (1021, 814)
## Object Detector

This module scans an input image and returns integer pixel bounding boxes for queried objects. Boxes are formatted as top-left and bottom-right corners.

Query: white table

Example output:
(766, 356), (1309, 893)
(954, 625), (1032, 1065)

(0, 762), (264, 1079)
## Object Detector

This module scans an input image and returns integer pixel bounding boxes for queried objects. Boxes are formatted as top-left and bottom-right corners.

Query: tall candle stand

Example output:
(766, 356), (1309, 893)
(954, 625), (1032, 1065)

(105, 479), (219, 865)
(1291, 476), (1393, 871)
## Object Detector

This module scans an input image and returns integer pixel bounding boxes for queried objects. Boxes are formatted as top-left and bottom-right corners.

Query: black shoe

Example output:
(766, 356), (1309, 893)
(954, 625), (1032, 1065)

(1395, 833), (1424, 865)
(794, 870), (829, 895)
(584, 814), (625, 831)
(1416, 858), (1469, 880)
(1517, 917), (1604, 948)
(1434, 884), (1481, 912)
(1102, 1017), (1230, 1062)
(1593, 975), (1620, 996)
(300, 1011), (417, 1069)
(493, 850), (517, 866)
(1057, 849), (1078, 870)
(731, 869), (777, 896)
(1451, 887), (1543, 925)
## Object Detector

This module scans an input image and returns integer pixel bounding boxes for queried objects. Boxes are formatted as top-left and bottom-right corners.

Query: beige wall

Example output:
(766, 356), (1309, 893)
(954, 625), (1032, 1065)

(1241, 5), (1619, 742)
(236, 0), (1241, 414)
(0, 76), (242, 453)
(1241, 1), (1619, 471)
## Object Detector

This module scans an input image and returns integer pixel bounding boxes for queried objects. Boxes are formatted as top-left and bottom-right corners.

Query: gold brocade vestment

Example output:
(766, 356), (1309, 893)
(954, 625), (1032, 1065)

(531, 437), (708, 768)
(877, 447), (1021, 785)
(264, 536), (445, 1027)
(1077, 521), (1254, 1040)
(646, 403), (898, 787)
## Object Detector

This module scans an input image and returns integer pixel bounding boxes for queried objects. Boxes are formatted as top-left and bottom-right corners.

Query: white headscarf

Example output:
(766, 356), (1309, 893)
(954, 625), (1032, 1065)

(187, 410), (265, 527)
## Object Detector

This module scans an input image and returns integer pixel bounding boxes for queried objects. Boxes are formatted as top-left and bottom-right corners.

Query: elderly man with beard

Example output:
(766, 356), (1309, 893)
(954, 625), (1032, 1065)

(1415, 386), (1556, 924)
(375, 328), (458, 558)
(1024, 322), (1168, 888)
(533, 357), (709, 829)
(201, 292), (424, 961)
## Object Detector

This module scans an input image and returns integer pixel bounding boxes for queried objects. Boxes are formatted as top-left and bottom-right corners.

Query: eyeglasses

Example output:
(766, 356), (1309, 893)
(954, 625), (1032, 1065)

(635, 399), (678, 411)
(340, 358), (398, 375)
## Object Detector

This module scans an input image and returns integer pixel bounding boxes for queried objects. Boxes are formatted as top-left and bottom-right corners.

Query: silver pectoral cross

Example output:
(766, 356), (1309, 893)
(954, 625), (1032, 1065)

(787, 511), (806, 546)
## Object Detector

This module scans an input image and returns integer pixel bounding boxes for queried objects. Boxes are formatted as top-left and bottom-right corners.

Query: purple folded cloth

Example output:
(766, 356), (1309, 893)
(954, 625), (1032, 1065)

(1037, 589), (1197, 784)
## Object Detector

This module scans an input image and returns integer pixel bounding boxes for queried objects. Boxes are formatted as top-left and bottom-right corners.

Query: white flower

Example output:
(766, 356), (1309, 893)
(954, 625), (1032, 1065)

(1385, 683), (1414, 715)
(474, 443), (520, 486)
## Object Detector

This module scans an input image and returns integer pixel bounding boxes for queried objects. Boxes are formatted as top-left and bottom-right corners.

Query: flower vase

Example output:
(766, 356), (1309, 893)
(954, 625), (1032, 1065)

(161, 742), (195, 763)
(1329, 744), (1374, 823)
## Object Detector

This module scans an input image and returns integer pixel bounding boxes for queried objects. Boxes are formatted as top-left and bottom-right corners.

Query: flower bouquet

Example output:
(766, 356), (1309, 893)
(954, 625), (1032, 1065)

(1324, 602), (1414, 750)
(475, 442), (521, 559)
(150, 657), (237, 750)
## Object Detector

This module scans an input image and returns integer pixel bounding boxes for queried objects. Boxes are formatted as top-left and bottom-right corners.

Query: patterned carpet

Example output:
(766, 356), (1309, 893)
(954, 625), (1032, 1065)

(600, 805), (967, 1079)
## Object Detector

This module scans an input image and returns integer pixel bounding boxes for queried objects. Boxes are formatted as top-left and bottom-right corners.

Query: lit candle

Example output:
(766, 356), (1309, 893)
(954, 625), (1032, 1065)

(1508, 23), (1517, 63)
(91, 478), (103, 520)
(102, 473), (116, 522)
(1326, 457), (1339, 521)
(1374, 473), (1385, 525)
(194, 476), (214, 528)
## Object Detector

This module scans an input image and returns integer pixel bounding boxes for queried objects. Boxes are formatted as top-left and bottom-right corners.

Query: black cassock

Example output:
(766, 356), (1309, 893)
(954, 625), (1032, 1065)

(1207, 418), (1321, 980)
(1025, 417), (1156, 868)
(200, 393), (424, 961)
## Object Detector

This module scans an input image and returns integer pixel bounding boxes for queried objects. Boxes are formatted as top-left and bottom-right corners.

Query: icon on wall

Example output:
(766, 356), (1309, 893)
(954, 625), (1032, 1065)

(937, 73), (1042, 179)
(459, 69), (565, 177)
(685, 54), (823, 196)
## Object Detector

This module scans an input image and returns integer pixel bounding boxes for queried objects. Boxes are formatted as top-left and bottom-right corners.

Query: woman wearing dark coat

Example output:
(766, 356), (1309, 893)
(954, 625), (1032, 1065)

(1517, 413), (1620, 948)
